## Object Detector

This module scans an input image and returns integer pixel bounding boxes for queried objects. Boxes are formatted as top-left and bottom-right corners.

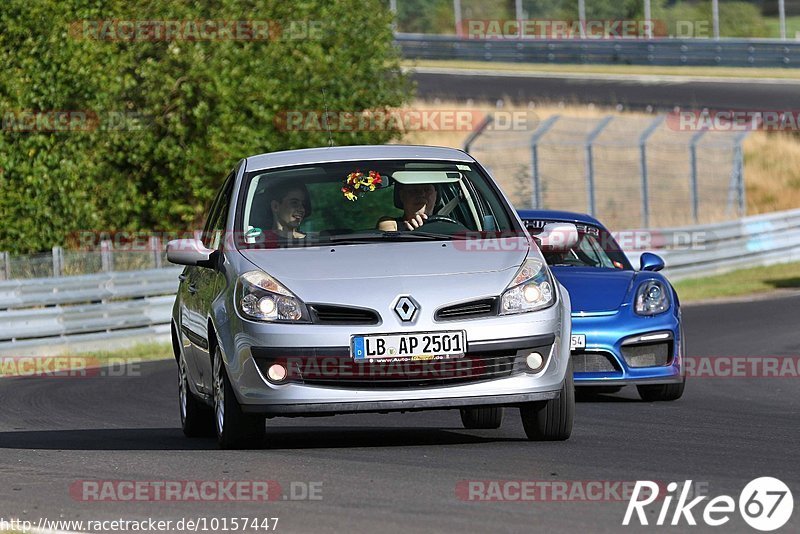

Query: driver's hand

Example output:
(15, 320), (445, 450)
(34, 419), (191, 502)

(403, 213), (427, 230)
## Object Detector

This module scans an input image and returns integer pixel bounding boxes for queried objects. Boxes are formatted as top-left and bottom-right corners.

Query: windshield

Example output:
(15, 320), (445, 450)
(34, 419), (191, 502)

(524, 220), (633, 270)
(237, 160), (519, 248)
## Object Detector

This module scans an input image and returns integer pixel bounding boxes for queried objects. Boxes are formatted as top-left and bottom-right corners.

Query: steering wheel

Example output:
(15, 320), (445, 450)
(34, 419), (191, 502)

(421, 215), (460, 226)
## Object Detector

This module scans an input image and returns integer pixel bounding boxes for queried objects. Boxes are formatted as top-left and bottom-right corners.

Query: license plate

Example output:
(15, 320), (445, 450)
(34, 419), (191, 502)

(570, 334), (586, 351)
(351, 331), (466, 361)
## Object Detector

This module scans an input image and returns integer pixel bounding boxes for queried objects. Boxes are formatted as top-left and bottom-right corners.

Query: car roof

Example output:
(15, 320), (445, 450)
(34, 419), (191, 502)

(244, 145), (475, 172)
(516, 209), (607, 230)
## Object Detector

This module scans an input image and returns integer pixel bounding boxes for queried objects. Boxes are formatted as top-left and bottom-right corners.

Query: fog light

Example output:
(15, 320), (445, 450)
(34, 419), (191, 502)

(267, 363), (287, 382)
(526, 352), (544, 370)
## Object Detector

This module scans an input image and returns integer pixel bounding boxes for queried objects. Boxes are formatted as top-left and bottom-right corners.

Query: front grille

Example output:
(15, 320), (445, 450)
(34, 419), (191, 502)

(435, 298), (497, 321)
(308, 304), (380, 325)
(621, 342), (671, 368)
(572, 351), (619, 373)
(254, 349), (530, 388)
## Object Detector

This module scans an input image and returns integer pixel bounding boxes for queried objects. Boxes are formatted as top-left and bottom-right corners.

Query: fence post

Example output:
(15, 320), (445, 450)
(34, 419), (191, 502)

(150, 236), (163, 269)
(585, 116), (614, 216)
(101, 239), (113, 272)
(1, 251), (9, 280)
(689, 129), (707, 224)
(529, 115), (561, 209)
(729, 130), (749, 217)
(462, 114), (494, 154)
(52, 246), (63, 277)
(639, 115), (665, 228)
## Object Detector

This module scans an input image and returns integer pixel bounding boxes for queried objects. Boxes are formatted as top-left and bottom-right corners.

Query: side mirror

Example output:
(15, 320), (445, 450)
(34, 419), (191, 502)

(536, 223), (578, 250)
(640, 252), (665, 272)
(167, 239), (216, 268)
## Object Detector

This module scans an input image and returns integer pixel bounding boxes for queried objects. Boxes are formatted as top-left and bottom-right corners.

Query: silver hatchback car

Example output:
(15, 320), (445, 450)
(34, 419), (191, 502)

(167, 145), (575, 448)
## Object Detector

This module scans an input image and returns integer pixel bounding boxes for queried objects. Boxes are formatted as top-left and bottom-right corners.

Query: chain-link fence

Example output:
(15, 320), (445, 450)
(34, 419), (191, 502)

(466, 113), (748, 229)
(0, 242), (170, 281)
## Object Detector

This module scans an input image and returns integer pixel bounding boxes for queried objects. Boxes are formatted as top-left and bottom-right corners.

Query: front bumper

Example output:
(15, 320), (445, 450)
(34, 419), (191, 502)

(217, 296), (572, 413)
(241, 390), (561, 415)
(570, 306), (683, 386)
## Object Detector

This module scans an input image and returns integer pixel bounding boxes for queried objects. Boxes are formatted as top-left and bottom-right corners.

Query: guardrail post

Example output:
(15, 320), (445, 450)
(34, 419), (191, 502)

(150, 236), (163, 269)
(689, 129), (707, 224)
(529, 115), (561, 209)
(52, 246), (63, 278)
(1, 251), (9, 280)
(100, 240), (113, 272)
(639, 115), (665, 227)
(585, 116), (614, 216)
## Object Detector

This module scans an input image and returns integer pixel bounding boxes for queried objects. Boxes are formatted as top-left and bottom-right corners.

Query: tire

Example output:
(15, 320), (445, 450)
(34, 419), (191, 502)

(637, 379), (685, 402)
(178, 353), (214, 437)
(519, 358), (574, 441)
(213, 346), (266, 449)
(460, 407), (503, 429)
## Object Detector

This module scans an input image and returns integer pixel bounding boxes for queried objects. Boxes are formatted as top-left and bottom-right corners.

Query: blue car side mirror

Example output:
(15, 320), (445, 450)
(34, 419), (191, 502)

(640, 252), (665, 272)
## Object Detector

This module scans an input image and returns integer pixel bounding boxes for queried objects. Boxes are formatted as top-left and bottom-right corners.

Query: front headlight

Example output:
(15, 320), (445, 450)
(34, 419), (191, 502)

(236, 271), (310, 322)
(635, 280), (670, 316)
(500, 258), (555, 315)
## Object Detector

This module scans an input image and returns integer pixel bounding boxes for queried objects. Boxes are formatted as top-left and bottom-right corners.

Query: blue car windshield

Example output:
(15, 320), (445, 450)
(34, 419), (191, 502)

(237, 160), (519, 248)
(525, 221), (633, 270)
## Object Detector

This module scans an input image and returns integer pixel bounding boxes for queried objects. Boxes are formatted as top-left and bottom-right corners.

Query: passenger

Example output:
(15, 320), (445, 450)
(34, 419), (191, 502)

(377, 182), (438, 231)
(269, 182), (311, 239)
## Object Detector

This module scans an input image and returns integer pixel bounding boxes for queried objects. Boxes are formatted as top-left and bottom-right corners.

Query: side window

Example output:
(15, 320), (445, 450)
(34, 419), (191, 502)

(202, 171), (235, 249)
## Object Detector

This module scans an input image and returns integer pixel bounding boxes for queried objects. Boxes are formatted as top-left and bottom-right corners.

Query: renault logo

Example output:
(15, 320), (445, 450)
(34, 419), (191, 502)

(394, 296), (419, 322)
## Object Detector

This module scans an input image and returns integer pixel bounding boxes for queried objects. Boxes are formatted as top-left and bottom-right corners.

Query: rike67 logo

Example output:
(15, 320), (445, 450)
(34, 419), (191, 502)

(624, 478), (794, 531)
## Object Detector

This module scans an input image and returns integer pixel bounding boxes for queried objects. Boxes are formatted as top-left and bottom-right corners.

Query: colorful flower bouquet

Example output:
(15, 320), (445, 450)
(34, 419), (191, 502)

(342, 170), (382, 201)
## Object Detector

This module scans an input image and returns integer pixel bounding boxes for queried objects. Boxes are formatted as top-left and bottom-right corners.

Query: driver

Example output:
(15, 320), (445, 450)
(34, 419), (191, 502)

(377, 182), (438, 231)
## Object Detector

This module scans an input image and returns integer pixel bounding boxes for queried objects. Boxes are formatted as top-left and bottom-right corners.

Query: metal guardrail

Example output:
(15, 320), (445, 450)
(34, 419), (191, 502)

(396, 34), (800, 68)
(623, 208), (800, 280)
(2, 209), (799, 352)
(0, 268), (181, 355)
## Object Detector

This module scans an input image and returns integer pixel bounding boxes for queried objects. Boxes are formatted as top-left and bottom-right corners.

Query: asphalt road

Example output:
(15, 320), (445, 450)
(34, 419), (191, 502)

(1, 294), (799, 533)
(412, 70), (800, 110)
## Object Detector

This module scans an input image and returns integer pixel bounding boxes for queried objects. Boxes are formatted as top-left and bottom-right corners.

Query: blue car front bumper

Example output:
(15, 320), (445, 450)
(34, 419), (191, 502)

(570, 305), (684, 385)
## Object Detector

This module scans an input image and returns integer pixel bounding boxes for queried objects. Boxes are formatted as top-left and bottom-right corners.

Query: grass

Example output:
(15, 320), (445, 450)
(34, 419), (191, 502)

(763, 16), (800, 40)
(674, 261), (800, 302)
(404, 59), (800, 80)
(0, 342), (172, 378)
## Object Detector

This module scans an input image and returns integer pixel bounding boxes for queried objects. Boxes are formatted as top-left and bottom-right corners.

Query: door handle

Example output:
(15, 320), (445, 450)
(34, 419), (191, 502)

(188, 284), (198, 295)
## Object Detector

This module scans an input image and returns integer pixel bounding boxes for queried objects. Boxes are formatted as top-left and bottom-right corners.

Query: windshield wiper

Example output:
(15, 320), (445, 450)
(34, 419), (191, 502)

(326, 231), (452, 243)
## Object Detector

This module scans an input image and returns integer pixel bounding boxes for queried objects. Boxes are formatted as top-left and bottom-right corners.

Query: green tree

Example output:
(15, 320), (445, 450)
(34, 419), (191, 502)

(0, 0), (411, 253)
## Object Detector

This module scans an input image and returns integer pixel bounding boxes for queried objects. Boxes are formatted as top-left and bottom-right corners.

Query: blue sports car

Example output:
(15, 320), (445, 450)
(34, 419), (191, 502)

(518, 210), (685, 401)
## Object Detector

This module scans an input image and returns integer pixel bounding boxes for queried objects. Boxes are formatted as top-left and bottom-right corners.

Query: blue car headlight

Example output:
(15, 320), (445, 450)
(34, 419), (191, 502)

(635, 280), (670, 316)
(500, 258), (555, 315)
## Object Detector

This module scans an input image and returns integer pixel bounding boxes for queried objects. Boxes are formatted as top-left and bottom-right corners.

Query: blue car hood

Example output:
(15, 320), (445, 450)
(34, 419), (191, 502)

(551, 267), (636, 313)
